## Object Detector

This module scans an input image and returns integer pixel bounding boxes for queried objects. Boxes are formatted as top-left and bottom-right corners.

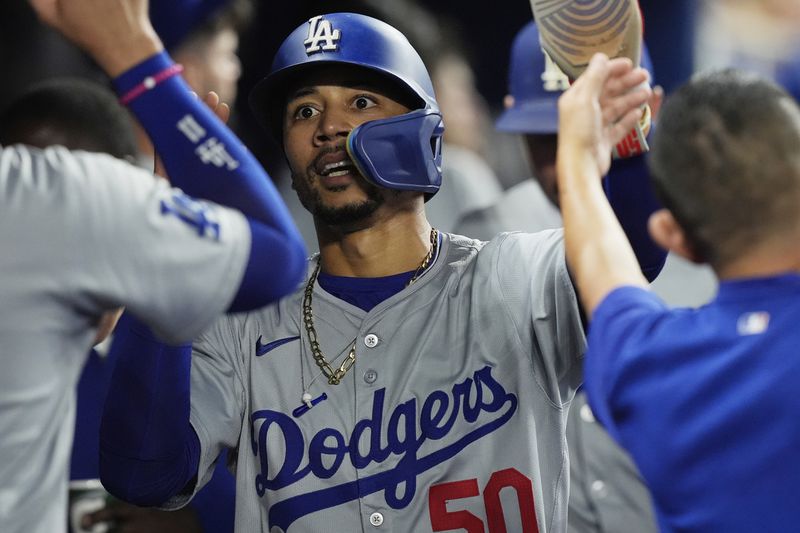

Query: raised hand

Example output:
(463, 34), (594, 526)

(27, 0), (161, 76)
(558, 54), (651, 179)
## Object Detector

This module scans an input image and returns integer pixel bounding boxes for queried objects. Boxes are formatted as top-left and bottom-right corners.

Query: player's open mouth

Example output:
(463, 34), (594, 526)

(320, 160), (356, 177)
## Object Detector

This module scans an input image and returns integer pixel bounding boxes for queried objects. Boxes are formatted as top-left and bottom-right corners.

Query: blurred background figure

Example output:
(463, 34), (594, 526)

(696, 0), (800, 77)
(133, 0), (252, 167)
(150, 0), (249, 106)
(0, 78), (236, 533)
(696, 0), (800, 106)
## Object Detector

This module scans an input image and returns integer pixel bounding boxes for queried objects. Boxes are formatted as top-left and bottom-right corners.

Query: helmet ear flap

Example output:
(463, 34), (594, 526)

(346, 110), (443, 196)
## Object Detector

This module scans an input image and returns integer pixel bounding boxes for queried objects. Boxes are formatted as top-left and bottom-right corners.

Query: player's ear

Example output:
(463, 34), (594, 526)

(648, 209), (703, 263)
(503, 94), (515, 110)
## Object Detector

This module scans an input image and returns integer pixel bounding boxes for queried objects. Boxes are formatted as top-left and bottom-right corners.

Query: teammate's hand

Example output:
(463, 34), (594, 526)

(649, 85), (665, 123)
(557, 53), (651, 178)
(27, 0), (162, 77)
(202, 91), (232, 125)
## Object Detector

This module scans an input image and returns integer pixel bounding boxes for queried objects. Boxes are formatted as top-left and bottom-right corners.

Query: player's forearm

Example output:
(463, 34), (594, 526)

(99, 313), (200, 505)
(604, 154), (666, 281)
(558, 149), (648, 318)
(112, 52), (302, 243)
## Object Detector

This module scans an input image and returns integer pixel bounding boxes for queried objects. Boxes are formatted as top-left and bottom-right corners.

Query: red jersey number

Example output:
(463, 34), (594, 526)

(428, 468), (539, 533)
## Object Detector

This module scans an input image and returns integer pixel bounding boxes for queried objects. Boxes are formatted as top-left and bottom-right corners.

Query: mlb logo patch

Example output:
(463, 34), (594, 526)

(736, 311), (770, 336)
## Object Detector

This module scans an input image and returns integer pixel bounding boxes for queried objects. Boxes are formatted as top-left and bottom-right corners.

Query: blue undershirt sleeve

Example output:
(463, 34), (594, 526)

(603, 152), (666, 282)
(189, 450), (236, 532)
(99, 313), (201, 506)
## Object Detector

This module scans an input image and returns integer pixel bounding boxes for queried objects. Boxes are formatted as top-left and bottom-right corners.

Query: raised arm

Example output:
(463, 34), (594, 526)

(28, 0), (307, 314)
(557, 54), (652, 317)
(603, 150), (666, 283)
(30, 0), (295, 231)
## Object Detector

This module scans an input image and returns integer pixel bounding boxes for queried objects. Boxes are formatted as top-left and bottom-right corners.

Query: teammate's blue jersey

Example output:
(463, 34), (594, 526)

(585, 274), (800, 532)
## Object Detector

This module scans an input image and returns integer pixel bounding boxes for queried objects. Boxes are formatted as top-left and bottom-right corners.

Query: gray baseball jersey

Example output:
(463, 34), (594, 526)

(424, 144), (504, 234)
(453, 179), (658, 533)
(565, 393), (656, 533)
(0, 145), (250, 533)
(173, 230), (584, 532)
(457, 180), (562, 242)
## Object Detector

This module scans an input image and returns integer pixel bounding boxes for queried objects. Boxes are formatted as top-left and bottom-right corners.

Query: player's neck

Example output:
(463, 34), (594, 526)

(316, 210), (433, 278)
(715, 237), (800, 280)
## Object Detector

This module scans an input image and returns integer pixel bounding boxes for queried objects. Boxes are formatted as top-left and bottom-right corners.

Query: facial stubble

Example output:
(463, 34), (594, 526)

(292, 168), (387, 227)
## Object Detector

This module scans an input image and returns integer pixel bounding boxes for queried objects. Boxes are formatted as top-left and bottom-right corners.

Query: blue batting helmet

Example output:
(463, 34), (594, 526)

(249, 13), (444, 196)
(496, 20), (654, 134)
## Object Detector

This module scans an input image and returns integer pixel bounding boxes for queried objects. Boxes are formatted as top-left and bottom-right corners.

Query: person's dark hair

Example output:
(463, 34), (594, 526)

(0, 78), (137, 160)
(649, 69), (800, 269)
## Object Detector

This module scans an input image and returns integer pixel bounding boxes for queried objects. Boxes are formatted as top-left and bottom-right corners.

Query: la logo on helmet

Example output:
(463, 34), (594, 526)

(304, 16), (341, 54)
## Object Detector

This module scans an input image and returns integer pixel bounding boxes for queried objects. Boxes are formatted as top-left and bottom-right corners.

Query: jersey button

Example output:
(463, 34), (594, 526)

(591, 480), (608, 499)
(364, 369), (378, 384)
(369, 512), (384, 526)
(364, 333), (380, 348)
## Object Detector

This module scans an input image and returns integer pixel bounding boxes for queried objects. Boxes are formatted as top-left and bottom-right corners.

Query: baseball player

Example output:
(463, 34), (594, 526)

(1, 1), (306, 532)
(458, 21), (659, 533)
(558, 52), (800, 530)
(1, 77), (237, 533)
(98, 11), (661, 532)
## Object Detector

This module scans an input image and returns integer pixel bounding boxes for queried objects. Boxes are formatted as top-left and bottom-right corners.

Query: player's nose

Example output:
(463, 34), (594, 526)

(314, 107), (352, 145)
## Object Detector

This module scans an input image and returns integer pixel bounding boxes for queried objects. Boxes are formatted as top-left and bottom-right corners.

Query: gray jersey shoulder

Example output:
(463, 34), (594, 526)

(0, 144), (250, 533)
(0, 144), (252, 342)
(457, 179), (562, 241)
(186, 231), (584, 532)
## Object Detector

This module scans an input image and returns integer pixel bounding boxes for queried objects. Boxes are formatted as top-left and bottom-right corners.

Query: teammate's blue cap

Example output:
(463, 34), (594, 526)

(149, 0), (230, 51)
(496, 21), (654, 134)
(249, 13), (444, 197)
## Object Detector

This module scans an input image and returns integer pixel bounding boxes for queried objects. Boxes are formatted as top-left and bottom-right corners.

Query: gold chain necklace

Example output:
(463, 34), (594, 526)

(302, 228), (438, 385)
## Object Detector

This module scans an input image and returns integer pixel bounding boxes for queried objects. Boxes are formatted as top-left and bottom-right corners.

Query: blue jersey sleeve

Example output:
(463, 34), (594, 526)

(583, 286), (669, 442)
(604, 153), (666, 282)
(114, 53), (307, 311)
(114, 52), (295, 234)
(190, 449), (236, 532)
(99, 313), (201, 505)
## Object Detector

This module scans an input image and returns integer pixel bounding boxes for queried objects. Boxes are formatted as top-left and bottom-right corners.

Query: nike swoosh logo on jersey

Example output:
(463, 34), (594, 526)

(255, 335), (300, 357)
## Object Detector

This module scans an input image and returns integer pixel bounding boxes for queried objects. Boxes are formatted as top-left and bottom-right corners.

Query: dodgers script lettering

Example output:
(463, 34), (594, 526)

(249, 365), (518, 530)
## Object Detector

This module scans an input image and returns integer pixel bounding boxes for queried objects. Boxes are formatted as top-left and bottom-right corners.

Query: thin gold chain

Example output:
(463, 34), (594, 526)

(302, 229), (438, 385)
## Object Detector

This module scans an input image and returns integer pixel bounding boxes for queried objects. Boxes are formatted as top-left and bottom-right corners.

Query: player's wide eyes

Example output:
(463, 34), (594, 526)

(294, 105), (319, 120)
(353, 95), (377, 110)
